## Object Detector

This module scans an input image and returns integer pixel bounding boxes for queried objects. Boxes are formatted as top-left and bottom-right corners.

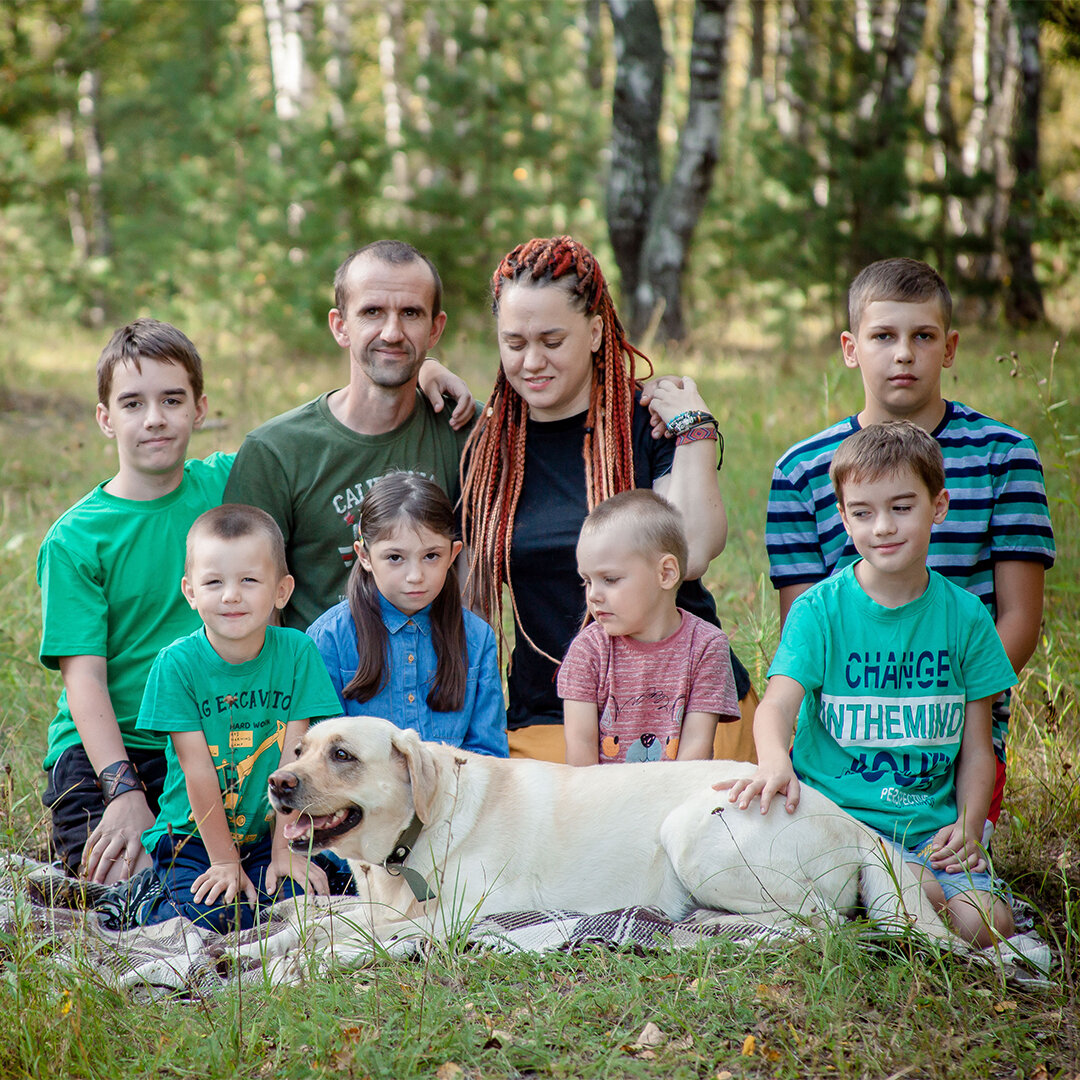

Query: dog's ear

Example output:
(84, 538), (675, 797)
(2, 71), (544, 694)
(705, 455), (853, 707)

(391, 729), (440, 824)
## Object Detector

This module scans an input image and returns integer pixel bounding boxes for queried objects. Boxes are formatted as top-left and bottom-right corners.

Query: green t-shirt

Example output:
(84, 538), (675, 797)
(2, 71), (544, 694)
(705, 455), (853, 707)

(770, 565), (1016, 843)
(137, 625), (341, 852)
(37, 453), (234, 768)
(223, 390), (473, 631)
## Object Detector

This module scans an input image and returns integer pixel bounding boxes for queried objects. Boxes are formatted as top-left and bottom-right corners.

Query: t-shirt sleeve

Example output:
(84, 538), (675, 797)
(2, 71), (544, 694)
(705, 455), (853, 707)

(686, 626), (741, 720)
(960, 600), (1018, 701)
(767, 594), (825, 694)
(556, 628), (602, 703)
(989, 434), (1056, 567)
(766, 456), (829, 589)
(37, 534), (108, 668)
(289, 634), (347, 721)
(222, 435), (294, 545)
(136, 648), (205, 734)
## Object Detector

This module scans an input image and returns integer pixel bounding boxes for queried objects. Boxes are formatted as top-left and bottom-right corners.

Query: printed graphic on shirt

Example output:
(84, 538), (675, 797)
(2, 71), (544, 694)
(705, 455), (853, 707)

(331, 468), (439, 567)
(598, 691), (683, 764)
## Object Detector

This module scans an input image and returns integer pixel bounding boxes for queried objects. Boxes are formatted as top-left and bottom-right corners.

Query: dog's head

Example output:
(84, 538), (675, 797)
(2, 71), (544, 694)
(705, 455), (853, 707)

(268, 716), (440, 862)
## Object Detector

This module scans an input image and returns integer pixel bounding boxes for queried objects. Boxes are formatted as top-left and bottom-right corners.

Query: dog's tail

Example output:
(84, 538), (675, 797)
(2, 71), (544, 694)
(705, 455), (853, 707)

(858, 837), (961, 951)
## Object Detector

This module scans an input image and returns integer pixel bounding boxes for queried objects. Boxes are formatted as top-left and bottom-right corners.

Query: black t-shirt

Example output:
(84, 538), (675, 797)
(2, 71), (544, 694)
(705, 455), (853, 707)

(505, 399), (748, 728)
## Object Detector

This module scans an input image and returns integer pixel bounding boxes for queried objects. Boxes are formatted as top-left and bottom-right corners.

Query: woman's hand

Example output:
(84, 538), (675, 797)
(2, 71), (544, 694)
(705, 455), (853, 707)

(639, 375), (710, 438)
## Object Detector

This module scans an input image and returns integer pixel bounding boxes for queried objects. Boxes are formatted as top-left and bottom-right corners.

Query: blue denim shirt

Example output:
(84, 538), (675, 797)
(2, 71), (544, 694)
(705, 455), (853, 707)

(306, 594), (508, 757)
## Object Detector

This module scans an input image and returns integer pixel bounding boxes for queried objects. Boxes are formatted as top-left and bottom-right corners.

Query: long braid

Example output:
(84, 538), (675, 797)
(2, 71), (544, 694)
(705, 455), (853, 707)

(461, 236), (653, 664)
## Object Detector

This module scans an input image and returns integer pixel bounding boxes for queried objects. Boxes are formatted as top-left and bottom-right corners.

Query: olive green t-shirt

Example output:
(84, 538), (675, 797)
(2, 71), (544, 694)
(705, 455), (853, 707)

(223, 391), (472, 631)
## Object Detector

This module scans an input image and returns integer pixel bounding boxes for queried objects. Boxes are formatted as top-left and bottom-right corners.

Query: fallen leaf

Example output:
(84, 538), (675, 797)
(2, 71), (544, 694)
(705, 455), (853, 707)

(994, 1000), (1018, 1014)
(340, 1026), (362, 1043)
(716, 1072), (734, 1080)
(669, 1032), (694, 1051)
(435, 1064), (463, 1080)
(483, 1029), (513, 1050)
(634, 1022), (668, 1048)
(1029, 1067), (1049, 1080)
(637, 1049), (657, 1060)
(741, 1034), (756, 1056)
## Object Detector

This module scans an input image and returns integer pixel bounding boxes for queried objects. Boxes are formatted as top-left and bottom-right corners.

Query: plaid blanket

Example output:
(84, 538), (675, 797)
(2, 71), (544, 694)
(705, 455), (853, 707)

(1, 855), (1052, 999)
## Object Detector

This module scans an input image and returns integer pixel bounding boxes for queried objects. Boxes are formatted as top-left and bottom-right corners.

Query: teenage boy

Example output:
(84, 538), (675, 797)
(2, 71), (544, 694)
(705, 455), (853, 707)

(558, 490), (740, 766)
(766, 258), (1055, 830)
(37, 319), (233, 884)
(137, 505), (342, 930)
(731, 423), (1016, 947)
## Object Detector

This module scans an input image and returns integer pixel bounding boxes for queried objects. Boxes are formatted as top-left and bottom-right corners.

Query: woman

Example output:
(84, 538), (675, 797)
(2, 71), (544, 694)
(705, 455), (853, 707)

(461, 235), (756, 762)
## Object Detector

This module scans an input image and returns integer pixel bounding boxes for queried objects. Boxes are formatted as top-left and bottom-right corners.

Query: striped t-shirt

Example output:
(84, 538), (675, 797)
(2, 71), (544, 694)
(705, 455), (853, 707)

(766, 401), (1055, 615)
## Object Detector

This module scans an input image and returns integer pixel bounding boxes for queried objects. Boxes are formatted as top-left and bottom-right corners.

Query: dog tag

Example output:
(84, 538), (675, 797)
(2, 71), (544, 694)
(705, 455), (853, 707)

(400, 866), (436, 903)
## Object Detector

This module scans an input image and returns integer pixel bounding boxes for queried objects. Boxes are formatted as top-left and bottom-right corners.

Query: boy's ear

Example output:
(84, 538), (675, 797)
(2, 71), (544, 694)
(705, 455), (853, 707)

(942, 329), (959, 369)
(657, 553), (681, 591)
(193, 393), (209, 430)
(932, 488), (950, 524)
(275, 574), (295, 610)
(95, 402), (116, 440)
(840, 331), (859, 370)
(180, 575), (198, 611)
(836, 499), (853, 536)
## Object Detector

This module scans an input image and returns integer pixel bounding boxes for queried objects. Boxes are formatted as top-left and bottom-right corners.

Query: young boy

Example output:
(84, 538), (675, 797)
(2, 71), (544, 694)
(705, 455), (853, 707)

(37, 319), (233, 885)
(732, 423), (1016, 947)
(136, 505), (343, 931)
(558, 490), (740, 766)
(765, 259), (1055, 832)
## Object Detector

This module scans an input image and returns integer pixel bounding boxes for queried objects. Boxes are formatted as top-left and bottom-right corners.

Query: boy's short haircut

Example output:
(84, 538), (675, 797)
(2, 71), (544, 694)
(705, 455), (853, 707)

(333, 239), (443, 317)
(97, 318), (205, 406)
(581, 489), (688, 583)
(847, 258), (953, 334)
(186, 503), (288, 578)
(830, 421), (946, 505)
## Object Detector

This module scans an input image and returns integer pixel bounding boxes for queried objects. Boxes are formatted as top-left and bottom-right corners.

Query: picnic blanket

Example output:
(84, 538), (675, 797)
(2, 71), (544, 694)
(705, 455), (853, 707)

(1, 855), (1053, 1000)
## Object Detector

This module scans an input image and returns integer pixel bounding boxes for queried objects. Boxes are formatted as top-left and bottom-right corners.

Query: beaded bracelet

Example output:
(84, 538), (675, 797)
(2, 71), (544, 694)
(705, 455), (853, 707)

(97, 759), (146, 805)
(666, 409), (715, 437)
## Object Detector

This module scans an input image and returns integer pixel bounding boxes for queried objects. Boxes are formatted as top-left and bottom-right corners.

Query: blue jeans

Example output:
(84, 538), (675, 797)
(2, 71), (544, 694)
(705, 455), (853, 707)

(147, 832), (354, 931)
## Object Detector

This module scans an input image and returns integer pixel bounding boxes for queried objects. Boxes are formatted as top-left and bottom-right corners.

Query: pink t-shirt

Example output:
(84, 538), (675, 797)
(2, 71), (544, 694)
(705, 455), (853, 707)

(557, 610), (740, 764)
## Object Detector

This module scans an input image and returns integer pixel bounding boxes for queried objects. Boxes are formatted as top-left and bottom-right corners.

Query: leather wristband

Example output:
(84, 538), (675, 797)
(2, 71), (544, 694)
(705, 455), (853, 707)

(675, 424), (725, 471)
(97, 759), (146, 805)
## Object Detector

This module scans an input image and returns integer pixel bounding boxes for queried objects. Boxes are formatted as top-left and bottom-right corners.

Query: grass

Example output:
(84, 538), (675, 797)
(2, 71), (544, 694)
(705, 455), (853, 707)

(1, 312), (1079, 1077)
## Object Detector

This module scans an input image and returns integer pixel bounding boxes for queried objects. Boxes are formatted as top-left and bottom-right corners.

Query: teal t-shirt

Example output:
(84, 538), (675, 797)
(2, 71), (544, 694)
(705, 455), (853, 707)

(37, 453), (234, 768)
(770, 565), (1016, 843)
(137, 625), (341, 852)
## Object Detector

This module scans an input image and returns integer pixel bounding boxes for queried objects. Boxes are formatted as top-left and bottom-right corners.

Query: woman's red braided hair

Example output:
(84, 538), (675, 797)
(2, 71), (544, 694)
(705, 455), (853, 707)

(460, 235), (653, 661)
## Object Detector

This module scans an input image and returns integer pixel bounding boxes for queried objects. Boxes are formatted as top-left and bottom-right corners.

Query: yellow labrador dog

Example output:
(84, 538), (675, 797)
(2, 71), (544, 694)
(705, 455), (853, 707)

(268, 715), (955, 944)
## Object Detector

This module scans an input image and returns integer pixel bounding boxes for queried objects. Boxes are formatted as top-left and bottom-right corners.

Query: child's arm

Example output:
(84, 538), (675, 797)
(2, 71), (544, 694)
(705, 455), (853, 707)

(171, 730), (258, 909)
(675, 712), (719, 761)
(265, 719), (330, 897)
(563, 700), (600, 766)
(929, 693), (997, 874)
(778, 583), (814, 629)
(60, 655), (156, 884)
(993, 561), (1045, 675)
(718, 674), (805, 813)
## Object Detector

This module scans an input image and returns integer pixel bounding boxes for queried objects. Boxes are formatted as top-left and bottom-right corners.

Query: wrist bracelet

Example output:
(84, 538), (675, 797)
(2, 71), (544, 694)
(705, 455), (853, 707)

(97, 759), (146, 805)
(667, 409), (715, 437)
(675, 425), (725, 471)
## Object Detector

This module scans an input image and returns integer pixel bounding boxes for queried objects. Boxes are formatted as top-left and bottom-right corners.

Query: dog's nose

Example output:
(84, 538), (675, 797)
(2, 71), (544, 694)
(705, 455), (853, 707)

(268, 770), (298, 796)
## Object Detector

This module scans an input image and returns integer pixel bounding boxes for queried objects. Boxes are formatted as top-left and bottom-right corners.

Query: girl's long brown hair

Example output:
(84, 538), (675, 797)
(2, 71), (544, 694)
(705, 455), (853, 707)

(344, 473), (467, 712)
(460, 235), (652, 661)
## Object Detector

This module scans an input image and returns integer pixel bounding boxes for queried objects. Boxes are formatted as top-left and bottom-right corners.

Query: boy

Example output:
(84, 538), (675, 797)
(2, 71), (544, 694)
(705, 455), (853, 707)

(730, 423), (1016, 947)
(137, 505), (343, 931)
(765, 258), (1054, 832)
(558, 490), (740, 766)
(37, 319), (233, 885)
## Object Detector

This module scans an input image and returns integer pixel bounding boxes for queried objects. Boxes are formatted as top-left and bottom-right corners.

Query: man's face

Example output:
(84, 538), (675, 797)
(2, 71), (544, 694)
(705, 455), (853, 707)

(328, 255), (447, 390)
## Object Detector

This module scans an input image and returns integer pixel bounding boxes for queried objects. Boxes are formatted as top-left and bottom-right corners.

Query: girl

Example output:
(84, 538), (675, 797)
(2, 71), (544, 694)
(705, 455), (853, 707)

(307, 473), (508, 757)
(461, 235), (755, 762)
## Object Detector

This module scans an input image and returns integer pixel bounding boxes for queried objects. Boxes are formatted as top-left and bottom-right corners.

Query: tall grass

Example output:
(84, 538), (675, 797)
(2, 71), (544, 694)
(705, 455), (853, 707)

(1, 316), (1077, 1077)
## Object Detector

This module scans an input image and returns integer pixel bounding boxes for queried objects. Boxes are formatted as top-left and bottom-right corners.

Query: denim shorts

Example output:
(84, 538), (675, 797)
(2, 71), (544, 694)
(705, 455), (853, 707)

(885, 831), (1009, 902)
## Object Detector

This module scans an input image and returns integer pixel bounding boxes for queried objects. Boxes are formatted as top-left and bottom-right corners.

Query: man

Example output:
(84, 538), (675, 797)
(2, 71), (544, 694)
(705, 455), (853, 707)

(223, 240), (474, 630)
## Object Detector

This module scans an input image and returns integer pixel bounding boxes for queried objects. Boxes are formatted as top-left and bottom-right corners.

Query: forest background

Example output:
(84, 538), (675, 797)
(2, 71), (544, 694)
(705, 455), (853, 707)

(2, 1), (1080, 1077)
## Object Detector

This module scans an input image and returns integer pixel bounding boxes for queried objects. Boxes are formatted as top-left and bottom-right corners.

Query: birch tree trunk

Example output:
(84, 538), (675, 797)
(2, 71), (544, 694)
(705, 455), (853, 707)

(78, 0), (109, 326)
(263, 0), (308, 121)
(605, 0), (664, 330)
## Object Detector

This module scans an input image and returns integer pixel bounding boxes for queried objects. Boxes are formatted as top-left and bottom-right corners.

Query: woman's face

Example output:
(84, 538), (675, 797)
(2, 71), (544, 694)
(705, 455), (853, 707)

(496, 281), (603, 421)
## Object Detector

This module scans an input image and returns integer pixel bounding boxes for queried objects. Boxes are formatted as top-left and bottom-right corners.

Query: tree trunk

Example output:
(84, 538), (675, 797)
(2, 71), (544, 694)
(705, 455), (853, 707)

(78, 0), (109, 327)
(924, 0), (961, 270)
(605, 0), (664, 330)
(263, 0), (307, 121)
(323, 0), (354, 134)
(1002, 0), (1044, 325)
(635, 0), (730, 342)
(378, 0), (409, 199)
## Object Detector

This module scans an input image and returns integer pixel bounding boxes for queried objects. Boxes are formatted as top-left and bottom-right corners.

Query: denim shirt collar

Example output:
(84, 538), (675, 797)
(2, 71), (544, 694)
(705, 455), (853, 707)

(378, 591), (432, 636)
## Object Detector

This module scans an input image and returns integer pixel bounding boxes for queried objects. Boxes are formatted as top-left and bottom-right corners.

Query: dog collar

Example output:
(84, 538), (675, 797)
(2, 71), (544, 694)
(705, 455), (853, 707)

(382, 814), (436, 902)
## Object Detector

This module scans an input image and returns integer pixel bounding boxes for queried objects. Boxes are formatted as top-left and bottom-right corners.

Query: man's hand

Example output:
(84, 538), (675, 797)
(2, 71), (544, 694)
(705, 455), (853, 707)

(418, 357), (475, 430)
(81, 789), (156, 884)
(191, 860), (258, 909)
